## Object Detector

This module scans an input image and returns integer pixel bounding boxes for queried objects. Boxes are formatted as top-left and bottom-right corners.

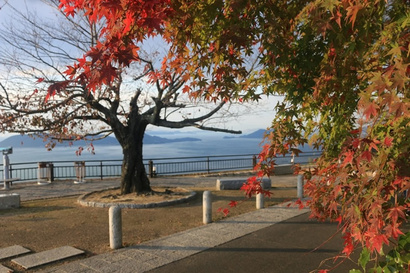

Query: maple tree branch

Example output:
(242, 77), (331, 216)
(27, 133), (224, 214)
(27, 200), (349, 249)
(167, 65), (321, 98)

(195, 125), (242, 134)
(183, 100), (227, 123)
(52, 130), (114, 142)
(82, 87), (123, 130)
(0, 86), (84, 116)
(156, 118), (241, 134)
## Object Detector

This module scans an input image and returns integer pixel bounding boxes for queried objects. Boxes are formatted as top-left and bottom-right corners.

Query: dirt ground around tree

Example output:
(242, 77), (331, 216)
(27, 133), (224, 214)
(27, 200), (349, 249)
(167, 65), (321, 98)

(0, 186), (297, 272)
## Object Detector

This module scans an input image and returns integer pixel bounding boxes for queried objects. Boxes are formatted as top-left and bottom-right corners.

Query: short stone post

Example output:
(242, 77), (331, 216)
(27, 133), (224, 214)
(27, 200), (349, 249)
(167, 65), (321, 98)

(297, 174), (304, 198)
(256, 192), (264, 209)
(256, 182), (265, 209)
(109, 206), (122, 249)
(203, 191), (212, 224)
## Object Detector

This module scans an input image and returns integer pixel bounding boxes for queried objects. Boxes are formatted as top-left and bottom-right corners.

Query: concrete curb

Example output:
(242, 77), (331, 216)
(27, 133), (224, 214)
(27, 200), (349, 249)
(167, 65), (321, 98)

(77, 187), (197, 209)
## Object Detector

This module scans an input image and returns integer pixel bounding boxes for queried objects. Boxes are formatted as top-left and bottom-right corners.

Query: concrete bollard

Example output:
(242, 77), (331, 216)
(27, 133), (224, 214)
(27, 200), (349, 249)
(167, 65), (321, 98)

(109, 206), (122, 249)
(256, 192), (264, 209)
(297, 174), (304, 198)
(203, 191), (212, 224)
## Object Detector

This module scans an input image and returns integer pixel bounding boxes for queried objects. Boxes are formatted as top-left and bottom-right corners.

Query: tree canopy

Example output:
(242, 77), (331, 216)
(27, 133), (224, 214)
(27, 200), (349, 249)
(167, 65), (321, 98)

(0, 0), (247, 194)
(173, 0), (408, 270)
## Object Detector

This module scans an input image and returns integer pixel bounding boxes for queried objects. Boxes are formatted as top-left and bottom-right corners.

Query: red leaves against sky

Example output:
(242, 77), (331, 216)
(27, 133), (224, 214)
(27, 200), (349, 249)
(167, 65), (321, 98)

(46, 0), (173, 99)
(45, 81), (69, 101)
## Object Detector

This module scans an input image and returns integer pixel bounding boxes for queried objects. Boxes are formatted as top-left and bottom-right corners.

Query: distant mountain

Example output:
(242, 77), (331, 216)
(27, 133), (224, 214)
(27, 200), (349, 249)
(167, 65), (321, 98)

(224, 129), (267, 139)
(0, 134), (201, 148)
(143, 135), (201, 144)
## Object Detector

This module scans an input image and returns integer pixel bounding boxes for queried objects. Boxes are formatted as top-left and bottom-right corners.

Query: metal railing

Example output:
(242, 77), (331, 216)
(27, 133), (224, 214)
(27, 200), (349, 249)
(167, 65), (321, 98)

(0, 151), (321, 182)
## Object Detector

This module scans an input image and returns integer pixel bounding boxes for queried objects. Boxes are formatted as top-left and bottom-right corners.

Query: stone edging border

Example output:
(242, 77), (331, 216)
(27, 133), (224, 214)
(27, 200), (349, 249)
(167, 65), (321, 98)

(77, 187), (197, 209)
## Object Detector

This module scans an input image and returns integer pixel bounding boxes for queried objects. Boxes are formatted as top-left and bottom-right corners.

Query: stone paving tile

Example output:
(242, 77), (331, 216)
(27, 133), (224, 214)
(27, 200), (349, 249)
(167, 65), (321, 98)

(77, 256), (124, 273)
(169, 231), (221, 248)
(0, 245), (31, 260)
(135, 245), (201, 262)
(0, 264), (12, 273)
(12, 246), (84, 269)
(38, 262), (96, 273)
(116, 248), (171, 271)
(116, 248), (167, 263)
(182, 227), (237, 247)
(86, 252), (130, 264)
(82, 254), (159, 273)
(112, 261), (155, 273)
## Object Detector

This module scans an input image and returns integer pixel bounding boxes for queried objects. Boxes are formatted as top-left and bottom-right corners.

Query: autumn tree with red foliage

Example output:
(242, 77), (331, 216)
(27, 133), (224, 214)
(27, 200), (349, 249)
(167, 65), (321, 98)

(0, 0), (243, 194)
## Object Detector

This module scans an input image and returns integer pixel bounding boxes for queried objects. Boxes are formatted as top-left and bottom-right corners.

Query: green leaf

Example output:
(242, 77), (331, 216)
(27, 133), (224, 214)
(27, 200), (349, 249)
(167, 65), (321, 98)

(359, 247), (371, 270)
(387, 265), (398, 272)
(349, 270), (362, 273)
(369, 267), (383, 273)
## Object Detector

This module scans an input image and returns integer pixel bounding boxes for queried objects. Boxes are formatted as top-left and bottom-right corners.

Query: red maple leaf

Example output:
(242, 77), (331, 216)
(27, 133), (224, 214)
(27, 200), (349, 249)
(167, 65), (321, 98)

(229, 200), (238, 208)
(370, 234), (389, 253)
(342, 232), (355, 256)
(46, 81), (69, 101)
(361, 150), (372, 162)
(384, 136), (394, 147)
(87, 47), (103, 64)
(363, 102), (379, 119)
(341, 150), (354, 167)
(182, 85), (190, 93)
(143, 17), (163, 31)
(295, 199), (305, 209)
(123, 11), (134, 34)
(384, 222), (404, 240)
(100, 65), (117, 85)
(387, 206), (406, 225)
(346, 2), (363, 28)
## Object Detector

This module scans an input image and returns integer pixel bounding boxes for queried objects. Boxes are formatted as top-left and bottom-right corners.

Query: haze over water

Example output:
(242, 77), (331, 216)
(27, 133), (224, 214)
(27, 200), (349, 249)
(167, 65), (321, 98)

(5, 134), (266, 164)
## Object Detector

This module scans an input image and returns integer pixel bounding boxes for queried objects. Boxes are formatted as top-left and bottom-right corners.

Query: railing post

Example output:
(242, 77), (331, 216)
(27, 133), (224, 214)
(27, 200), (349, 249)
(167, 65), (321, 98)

(49, 163), (54, 182)
(9, 164), (13, 179)
(149, 160), (154, 178)
(207, 157), (210, 174)
(100, 161), (103, 180)
(252, 155), (257, 168)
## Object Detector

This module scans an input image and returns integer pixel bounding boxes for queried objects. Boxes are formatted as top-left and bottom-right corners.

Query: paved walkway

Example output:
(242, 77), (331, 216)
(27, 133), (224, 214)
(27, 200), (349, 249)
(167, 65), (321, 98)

(2, 174), (357, 272)
(3, 173), (298, 201)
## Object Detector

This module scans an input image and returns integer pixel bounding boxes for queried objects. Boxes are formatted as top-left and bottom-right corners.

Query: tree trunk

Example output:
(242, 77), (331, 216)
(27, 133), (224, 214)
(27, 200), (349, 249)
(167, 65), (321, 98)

(119, 123), (151, 195)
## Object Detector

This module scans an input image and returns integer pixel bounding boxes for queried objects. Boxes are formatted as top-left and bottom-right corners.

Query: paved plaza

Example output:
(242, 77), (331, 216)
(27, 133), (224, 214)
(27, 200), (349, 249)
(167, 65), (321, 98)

(0, 174), (358, 272)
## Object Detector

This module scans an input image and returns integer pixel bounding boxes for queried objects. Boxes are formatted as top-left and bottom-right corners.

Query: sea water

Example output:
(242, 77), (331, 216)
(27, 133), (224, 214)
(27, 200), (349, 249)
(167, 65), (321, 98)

(8, 135), (265, 164)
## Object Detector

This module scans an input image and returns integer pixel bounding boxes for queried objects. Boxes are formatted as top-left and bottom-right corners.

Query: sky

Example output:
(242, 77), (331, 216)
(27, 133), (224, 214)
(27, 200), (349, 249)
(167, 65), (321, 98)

(0, 0), (281, 140)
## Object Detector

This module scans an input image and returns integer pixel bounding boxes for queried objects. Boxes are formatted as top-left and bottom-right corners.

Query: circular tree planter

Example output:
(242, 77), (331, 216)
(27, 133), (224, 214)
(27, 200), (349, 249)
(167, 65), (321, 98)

(78, 187), (197, 209)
